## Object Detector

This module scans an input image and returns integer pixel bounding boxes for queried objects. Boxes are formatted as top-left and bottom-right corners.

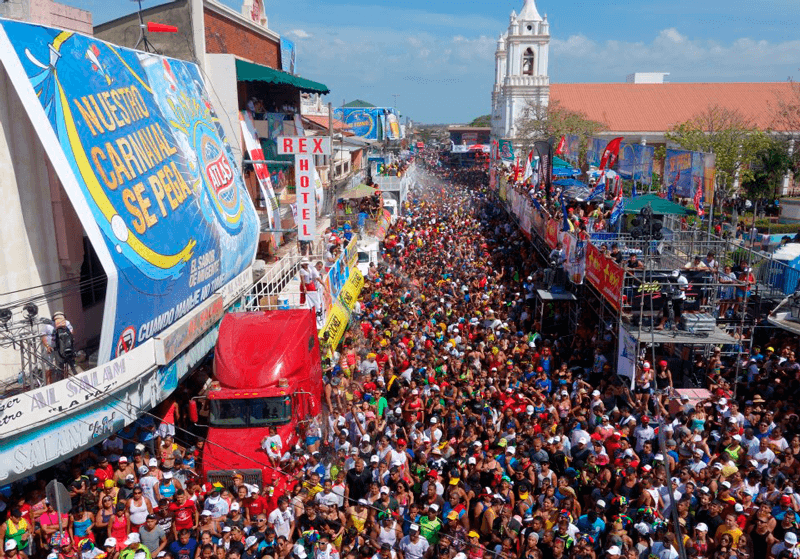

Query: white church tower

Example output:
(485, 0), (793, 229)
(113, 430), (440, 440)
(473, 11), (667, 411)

(491, 0), (550, 141)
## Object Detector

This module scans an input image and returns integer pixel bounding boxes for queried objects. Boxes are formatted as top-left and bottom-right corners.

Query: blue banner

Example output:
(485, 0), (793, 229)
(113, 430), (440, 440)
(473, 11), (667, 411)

(618, 144), (655, 186)
(0, 20), (259, 362)
(586, 138), (607, 167)
(665, 149), (694, 198)
(280, 38), (296, 74)
(563, 135), (581, 167)
(333, 108), (383, 140)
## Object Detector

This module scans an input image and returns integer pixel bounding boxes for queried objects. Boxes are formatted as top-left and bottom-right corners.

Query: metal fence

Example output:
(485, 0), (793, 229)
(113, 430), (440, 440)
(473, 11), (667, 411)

(241, 254), (308, 311)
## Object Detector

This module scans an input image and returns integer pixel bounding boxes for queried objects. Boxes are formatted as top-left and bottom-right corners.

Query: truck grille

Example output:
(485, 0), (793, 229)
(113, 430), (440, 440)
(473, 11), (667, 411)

(207, 469), (262, 490)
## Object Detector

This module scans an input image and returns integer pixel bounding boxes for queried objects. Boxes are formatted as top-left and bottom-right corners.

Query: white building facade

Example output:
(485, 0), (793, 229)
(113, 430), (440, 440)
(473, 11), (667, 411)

(491, 0), (550, 141)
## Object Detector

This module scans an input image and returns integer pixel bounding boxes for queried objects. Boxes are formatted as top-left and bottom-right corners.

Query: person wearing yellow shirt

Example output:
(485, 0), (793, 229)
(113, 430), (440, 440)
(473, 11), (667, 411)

(714, 513), (743, 547)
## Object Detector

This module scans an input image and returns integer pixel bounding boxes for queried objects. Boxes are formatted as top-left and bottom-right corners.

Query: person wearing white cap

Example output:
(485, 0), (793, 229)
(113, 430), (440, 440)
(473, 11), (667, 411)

(299, 259), (324, 319)
(772, 531), (798, 557)
(607, 545), (621, 557)
(399, 523), (429, 559)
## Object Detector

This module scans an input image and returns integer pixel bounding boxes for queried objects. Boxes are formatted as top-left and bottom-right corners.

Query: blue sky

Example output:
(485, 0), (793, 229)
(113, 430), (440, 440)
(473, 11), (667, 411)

(63, 0), (800, 123)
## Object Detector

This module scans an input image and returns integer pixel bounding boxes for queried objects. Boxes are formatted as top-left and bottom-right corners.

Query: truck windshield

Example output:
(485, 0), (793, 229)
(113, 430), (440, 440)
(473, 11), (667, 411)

(209, 397), (291, 428)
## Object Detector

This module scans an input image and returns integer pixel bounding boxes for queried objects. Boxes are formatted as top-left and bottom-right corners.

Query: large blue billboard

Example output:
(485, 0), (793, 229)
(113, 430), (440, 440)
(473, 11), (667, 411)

(618, 144), (655, 186)
(333, 107), (382, 140)
(0, 20), (259, 362)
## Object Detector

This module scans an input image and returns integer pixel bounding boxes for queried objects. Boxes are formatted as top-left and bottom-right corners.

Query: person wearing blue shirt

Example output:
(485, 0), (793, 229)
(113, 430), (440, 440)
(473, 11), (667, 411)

(576, 509), (605, 549)
(534, 370), (551, 394)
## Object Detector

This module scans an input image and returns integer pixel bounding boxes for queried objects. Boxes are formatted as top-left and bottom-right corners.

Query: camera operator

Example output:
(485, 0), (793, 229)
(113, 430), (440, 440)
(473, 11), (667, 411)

(41, 311), (75, 383)
(548, 242), (566, 285)
(656, 270), (688, 330)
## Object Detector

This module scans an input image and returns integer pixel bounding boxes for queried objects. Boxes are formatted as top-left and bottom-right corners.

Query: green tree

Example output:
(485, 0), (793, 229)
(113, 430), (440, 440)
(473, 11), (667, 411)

(742, 139), (794, 201)
(469, 115), (492, 127)
(665, 105), (772, 206)
(515, 99), (606, 165)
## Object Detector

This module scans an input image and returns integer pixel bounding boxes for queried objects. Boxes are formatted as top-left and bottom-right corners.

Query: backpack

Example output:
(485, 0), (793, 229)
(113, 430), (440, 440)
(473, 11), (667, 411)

(54, 324), (74, 362)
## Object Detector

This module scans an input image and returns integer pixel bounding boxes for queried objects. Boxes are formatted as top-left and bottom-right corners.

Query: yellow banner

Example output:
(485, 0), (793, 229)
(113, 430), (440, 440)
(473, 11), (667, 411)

(339, 267), (364, 310)
(345, 236), (358, 269)
(319, 300), (350, 357)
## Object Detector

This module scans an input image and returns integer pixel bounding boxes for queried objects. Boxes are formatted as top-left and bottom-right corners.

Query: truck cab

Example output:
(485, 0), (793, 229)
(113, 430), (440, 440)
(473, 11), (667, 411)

(195, 310), (323, 490)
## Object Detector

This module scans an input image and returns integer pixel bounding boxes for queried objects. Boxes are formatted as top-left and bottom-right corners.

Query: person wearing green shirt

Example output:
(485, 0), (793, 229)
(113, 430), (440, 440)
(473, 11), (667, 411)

(376, 393), (388, 418)
(418, 505), (442, 545)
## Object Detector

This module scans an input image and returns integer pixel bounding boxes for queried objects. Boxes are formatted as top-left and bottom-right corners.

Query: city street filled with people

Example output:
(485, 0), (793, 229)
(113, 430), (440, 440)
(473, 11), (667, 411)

(4, 157), (800, 559)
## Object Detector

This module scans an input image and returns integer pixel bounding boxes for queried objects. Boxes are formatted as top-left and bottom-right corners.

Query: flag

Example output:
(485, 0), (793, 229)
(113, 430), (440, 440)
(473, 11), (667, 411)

(531, 197), (544, 213)
(523, 150), (534, 182)
(513, 157), (520, 183)
(694, 178), (705, 217)
(632, 183), (638, 198)
(588, 180), (605, 201)
(598, 137), (623, 171)
(534, 140), (553, 201)
(559, 191), (571, 231)
(555, 136), (566, 155)
(610, 191), (625, 226)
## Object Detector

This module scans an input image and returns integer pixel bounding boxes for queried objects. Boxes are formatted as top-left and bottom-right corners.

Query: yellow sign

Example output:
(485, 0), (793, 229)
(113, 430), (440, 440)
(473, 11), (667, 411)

(319, 300), (350, 357)
(345, 236), (358, 269)
(339, 267), (364, 311)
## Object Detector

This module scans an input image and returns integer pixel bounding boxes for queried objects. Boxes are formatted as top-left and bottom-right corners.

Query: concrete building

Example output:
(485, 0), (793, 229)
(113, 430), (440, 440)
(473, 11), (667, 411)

(491, 0), (550, 141)
(0, 0), (92, 34)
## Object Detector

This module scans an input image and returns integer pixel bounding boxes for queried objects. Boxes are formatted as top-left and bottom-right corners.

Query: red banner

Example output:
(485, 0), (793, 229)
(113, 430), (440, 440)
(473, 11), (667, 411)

(545, 219), (559, 248)
(585, 243), (624, 311)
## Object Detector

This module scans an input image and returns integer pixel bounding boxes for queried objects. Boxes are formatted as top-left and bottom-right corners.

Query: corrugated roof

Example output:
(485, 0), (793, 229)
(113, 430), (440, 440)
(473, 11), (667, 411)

(550, 82), (798, 133)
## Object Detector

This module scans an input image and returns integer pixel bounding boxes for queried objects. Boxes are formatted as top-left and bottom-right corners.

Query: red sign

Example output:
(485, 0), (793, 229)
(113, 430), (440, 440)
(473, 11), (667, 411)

(545, 219), (559, 248)
(585, 243), (625, 311)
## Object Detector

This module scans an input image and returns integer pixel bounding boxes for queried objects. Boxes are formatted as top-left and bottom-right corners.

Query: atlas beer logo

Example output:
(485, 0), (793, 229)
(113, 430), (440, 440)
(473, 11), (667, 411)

(203, 137), (235, 205)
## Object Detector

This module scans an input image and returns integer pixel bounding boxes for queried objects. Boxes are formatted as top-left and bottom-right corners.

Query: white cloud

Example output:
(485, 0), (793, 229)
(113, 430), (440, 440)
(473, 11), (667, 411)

(287, 29), (311, 39)
(551, 28), (800, 82)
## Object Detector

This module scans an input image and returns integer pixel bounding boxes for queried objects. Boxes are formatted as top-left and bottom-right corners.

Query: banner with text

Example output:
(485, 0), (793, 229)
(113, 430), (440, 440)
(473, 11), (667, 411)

(585, 243), (624, 311)
(0, 20), (259, 362)
(618, 143), (655, 186)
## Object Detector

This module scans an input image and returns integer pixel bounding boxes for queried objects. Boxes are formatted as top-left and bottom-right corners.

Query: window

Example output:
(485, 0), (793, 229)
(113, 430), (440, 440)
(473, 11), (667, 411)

(522, 48), (535, 75)
(210, 397), (292, 428)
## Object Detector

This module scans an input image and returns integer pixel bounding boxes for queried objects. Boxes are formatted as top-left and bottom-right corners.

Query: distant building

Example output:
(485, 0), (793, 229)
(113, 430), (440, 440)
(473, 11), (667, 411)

(0, 0), (92, 35)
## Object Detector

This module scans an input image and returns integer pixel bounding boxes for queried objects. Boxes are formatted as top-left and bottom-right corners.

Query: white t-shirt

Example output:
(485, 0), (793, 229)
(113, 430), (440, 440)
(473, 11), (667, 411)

(139, 475), (159, 507)
(268, 507), (294, 539)
(399, 536), (429, 559)
(262, 435), (283, 459)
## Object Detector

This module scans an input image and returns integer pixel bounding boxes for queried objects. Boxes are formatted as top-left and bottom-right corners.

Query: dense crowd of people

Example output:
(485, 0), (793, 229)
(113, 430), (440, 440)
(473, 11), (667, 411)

(4, 157), (800, 559)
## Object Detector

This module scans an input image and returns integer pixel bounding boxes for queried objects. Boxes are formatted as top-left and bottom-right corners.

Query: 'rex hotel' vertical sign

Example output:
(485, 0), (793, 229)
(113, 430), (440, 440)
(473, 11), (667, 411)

(278, 137), (331, 241)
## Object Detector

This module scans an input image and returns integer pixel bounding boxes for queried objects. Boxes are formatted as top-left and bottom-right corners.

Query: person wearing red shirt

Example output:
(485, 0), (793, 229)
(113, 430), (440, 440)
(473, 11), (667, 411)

(242, 491), (266, 523)
(168, 491), (197, 539)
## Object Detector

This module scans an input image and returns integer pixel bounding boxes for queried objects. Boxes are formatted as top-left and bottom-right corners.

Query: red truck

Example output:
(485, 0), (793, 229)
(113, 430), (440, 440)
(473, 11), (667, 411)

(190, 309), (323, 491)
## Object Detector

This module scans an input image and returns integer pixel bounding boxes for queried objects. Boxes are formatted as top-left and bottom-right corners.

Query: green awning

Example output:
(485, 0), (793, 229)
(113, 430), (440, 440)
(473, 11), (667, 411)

(553, 156), (571, 168)
(623, 194), (696, 215)
(235, 59), (330, 94)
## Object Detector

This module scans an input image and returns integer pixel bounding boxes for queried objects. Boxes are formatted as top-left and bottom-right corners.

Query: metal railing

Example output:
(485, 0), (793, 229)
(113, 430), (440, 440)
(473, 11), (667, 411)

(241, 253), (309, 311)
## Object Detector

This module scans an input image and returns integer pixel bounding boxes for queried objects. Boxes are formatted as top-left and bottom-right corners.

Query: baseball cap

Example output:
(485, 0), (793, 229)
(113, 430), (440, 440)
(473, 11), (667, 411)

(5, 541), (17, 551)
(429, 504), (439, 512)
(786, 533), (798, 546)
(118, 456), (128, 463)
(607, 546), (621, 555)
(104, 539), (117, 548)
(148, 458), (158, 467)
(124, 533), (140, 546)
(245, 536), (258, 548)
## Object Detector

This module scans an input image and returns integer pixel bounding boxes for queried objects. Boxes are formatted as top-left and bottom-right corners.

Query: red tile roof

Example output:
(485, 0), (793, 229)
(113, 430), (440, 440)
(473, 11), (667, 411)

(303, 114), (350, 132)
(550, 82), (798, 133)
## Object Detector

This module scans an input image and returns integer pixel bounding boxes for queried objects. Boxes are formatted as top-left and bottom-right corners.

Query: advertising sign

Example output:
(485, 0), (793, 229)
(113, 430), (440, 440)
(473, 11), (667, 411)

(545, 219), (559, 248)
(665, 149), (693, 198)
(239, 111), (279, 244)
(618, 323), (637, 388)
(319, 300), (350, 358)
(294, 157), (315, 240)
(585, 243), (624, 311)
(0, 21), (260, 362)
(586, 138), (608, 167)
(499, 140), (515, 162)
(339, 267), (364, 311)
(562, 135), (580, 167)
(280, 37), (296, 74)
(153, 294), (224, 365)
(332, 108), (381, 140)
(618, 144), (655, 186)
(0, 321), (220, 484)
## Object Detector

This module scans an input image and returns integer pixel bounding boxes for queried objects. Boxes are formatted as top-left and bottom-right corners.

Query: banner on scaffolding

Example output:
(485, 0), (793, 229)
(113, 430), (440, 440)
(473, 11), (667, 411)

(585, 243), (625, 311)
(665, 149), (716, 200)
(545, 219), (559, 248)
(617, 323), (637, 389)
(618, 143), (655, 186)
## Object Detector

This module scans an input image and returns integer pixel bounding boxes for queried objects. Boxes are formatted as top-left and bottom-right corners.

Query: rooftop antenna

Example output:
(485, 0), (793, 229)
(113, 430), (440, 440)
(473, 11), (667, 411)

(132, 0), (178, 53)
